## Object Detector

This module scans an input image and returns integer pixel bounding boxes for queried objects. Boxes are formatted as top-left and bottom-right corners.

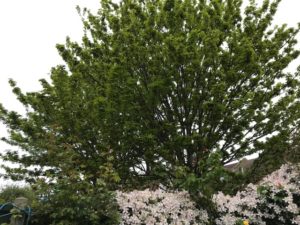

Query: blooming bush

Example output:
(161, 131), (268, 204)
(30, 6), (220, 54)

(214, 163), (300, 225)
(115, 164), (299, 224)
(116, 188), (208, 225)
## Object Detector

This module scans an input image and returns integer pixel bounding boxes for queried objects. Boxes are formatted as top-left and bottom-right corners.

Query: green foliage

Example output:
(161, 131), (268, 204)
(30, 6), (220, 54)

(30, 179), (120, 225)
(0, 185), (36, 204)
(0, 1), (300, 220)
(0, 186), (36, 225)
(235, 219), (247, 225)
(174, 151), (231, 223)
(248, 129), (300, 184)
(174, 151), (225, 195)
(286, 129), (300, 164)
(26, 154), (121, 224)
(255, 185), (297, 224)
(247, 133), (289, 183)
(0, 183), (120, 225)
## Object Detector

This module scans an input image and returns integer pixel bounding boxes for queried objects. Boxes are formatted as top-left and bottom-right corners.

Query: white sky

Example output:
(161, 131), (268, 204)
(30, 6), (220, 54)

(0, 0), (300, 186)
(0, 0), (100, 187)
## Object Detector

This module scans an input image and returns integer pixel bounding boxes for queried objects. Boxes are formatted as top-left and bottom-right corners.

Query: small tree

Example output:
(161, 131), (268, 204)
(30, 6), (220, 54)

(1, 0), (300, 205)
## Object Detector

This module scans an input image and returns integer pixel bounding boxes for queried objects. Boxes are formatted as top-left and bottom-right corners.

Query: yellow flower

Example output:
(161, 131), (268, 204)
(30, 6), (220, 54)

(243, 220), (249, 225)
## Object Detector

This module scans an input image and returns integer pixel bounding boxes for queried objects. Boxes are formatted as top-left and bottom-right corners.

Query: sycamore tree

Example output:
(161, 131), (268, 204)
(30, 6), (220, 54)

(1, 0), (300, 199)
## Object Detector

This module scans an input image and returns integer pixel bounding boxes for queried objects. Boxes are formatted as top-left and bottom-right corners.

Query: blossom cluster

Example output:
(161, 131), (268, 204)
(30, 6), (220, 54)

(214, 163), (300, 225)
(115, 164), (299, 224)
(116, 188), (209, 225)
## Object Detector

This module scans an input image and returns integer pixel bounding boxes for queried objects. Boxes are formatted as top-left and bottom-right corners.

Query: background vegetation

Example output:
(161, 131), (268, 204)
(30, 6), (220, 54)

(0, 0), (299, 224)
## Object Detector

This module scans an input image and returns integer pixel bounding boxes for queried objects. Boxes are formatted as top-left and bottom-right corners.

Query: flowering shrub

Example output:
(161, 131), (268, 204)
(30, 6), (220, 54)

(116, 188), (209, 225)
(115, 164), (299, 224)
(214, 164), (300, 225)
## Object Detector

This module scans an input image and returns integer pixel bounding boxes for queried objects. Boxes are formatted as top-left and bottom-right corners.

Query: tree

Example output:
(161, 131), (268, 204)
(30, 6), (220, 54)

(247, 125), (300, 184)
(1, 0), (300, 201)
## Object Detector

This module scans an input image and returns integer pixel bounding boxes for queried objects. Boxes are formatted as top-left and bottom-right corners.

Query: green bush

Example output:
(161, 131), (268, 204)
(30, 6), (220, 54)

(0, 185), (36, 204)
(0, 182), (120, 225)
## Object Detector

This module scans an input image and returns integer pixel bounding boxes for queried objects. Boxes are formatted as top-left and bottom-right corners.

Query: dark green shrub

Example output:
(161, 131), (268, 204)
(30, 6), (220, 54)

(0, 185), (36, 204)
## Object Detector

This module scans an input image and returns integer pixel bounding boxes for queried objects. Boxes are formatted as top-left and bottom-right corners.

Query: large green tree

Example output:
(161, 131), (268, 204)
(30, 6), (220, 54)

(1, 0), (300, 191)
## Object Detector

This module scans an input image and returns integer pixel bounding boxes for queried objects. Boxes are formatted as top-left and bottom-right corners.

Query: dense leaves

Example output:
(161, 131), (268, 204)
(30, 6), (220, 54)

(31, 179), (120, 225)
(0, 185), (36, 204)
(0, 0), (300, 223)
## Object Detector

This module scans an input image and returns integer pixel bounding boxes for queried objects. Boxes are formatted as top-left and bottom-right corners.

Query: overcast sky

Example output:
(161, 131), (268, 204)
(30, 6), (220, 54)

(0, 0), (300, 186)
(0, 0), (100, 186)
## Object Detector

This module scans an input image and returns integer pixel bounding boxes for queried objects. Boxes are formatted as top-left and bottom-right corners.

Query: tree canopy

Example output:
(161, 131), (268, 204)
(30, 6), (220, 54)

(1, 0), (300, 193)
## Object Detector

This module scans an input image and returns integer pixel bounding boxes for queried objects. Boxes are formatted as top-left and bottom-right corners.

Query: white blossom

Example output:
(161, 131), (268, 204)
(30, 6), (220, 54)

(115, 164), (299, 224)
(213, 163), (300, 224)
(116, 188), (208, 225)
